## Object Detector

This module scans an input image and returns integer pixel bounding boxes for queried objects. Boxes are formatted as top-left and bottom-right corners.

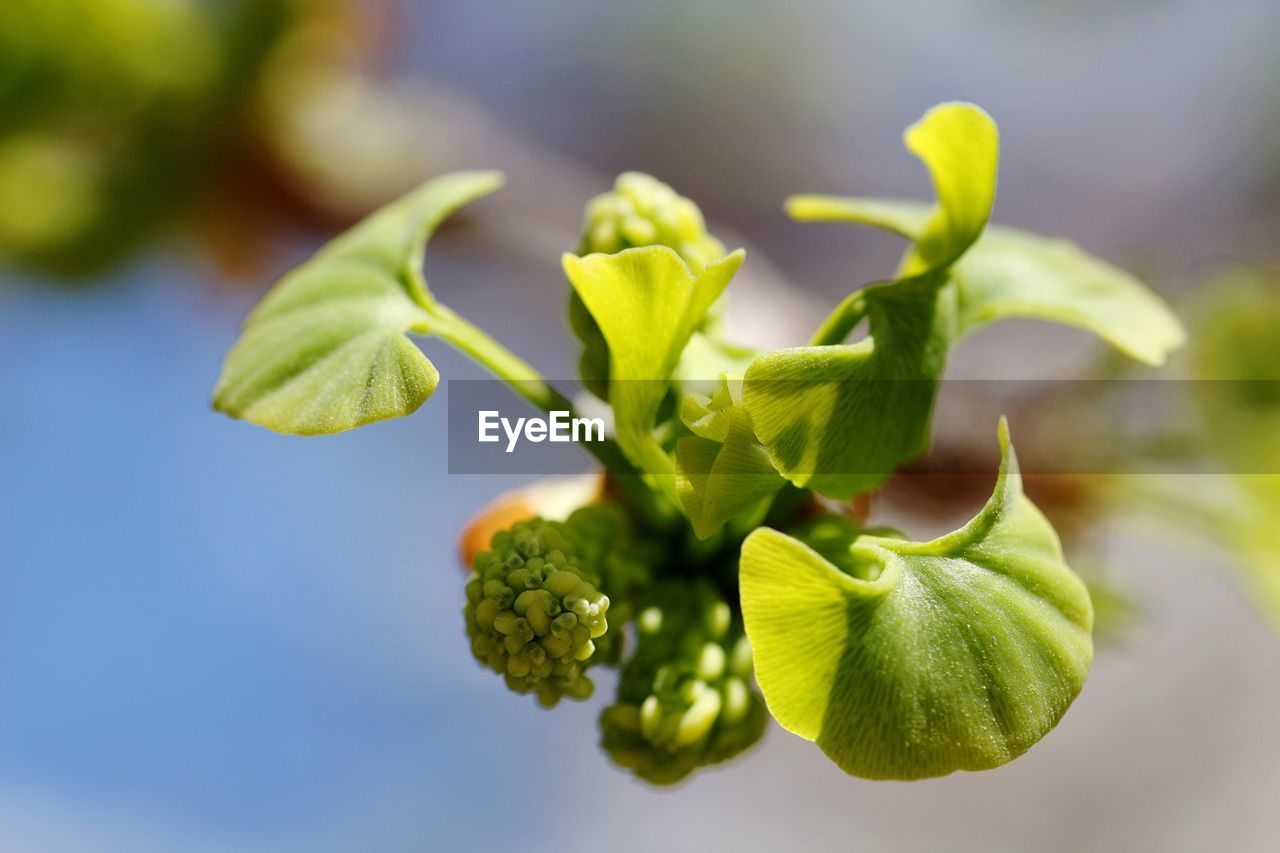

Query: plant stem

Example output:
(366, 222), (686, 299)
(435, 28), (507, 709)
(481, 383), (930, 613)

(429, 306), (566, 411)
(809, 291), (867, 347)
(424, 304), (667, 525)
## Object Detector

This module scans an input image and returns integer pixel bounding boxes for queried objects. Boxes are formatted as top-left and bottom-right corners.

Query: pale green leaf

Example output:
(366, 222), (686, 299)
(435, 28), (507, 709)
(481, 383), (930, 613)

(789, 101), (999, 275)
(743, 278), (957, 500)
(743, 104), (997, 499)
(1191, 268), (1280, 499)
(1188, 269), (1280, 626)
(675, 378), (784, 538)
(789, 125), (1183, 367)
(213, 171), (504, 434)
(679, 376), (739, 442)
(785, 196), (929, 242)
(561, 246), (745, 476)
(953, 227), (1185, 366)
(900, 102), (999, 273)
(740, 420), (1094, 779)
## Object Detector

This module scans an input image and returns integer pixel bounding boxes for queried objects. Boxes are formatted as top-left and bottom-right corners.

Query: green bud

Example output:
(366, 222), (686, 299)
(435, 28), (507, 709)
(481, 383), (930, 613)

(728, 635), (753, 677)
(704, 601), (731, 640)
(463, 517), (611, 706)
(720, 676), (750, 725)
(545, 569), (584, 598)
(492, 612), (520, 635)
(570, 172), (727, 400)
(638, 606), (663, 635)
(579, 173), (725, 273)
(695, 642), (726, 681)
(554, 504), (647, 668)
(474, 598), (499, 629)
(674, 688), (722, 747)
(598, 579), (768, 784)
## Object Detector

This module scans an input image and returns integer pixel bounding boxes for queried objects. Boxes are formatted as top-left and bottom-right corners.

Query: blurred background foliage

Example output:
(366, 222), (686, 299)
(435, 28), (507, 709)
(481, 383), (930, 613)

(0, 0), (293, 275)
(2, 1), (1279, 850)
(0, 0), (477, 279)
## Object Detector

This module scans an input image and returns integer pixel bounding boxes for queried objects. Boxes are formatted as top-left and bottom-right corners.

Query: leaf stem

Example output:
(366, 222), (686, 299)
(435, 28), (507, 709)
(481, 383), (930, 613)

(423, 304), (668, 526)
(808, 291), (867, 346)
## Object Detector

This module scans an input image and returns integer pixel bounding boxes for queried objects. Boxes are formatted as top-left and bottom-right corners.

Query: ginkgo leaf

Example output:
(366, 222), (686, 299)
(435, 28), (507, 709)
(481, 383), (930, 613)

(675, 377), (784, 539)
(742, 104), (996, 500)
(785, 196), (929, 242)
(739, 419), (1093, 780)
(562, 246), (745, 477)
(790, 165), (1183, 365)
(789, 101), (999, 276)
(952, 227), (1185, 365)
(1191, 268), (1280, 496)
(743, 278), (956, 499)
(213, 170), (504, 434)
(679, 375), (739, 442)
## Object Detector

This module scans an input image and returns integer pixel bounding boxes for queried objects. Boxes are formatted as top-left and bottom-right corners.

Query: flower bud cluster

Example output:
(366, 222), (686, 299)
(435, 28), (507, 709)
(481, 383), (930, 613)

(579, 172), (726, 274)
(564, 506), (652, 600)
(571, 172), (726, 399)
(600, 580), (766, 784)
(465, 518), (610, 707)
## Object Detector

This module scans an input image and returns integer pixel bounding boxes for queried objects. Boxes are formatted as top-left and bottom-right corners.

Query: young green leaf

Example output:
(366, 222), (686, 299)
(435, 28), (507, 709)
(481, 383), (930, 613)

(743, 277), (957, 500)
(952, 227), (1184, 365)
(741, 104), (997, 500)
(675, 378), (785, 539)
(790, 132), (1183, 366)
(679, 375), (741, 442)
(740, 419), (1094, 780)
(789, 101), (999, 276)
(562, 246), (745, 478)
(1188, 268), (1280, 625)
(1191, 267), (1280, 496)
(213, 170), (504, 434)
(571, 172), (728, 400)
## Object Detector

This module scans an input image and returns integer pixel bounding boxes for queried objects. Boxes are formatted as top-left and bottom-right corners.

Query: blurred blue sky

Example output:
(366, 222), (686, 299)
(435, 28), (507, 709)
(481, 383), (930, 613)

(0, 258), (561, 849)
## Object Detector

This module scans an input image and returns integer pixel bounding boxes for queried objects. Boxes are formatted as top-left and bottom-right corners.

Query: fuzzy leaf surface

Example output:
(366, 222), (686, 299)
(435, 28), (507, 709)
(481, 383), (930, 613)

(213, 171), (504, 434)
(740, 420), (1094, 779)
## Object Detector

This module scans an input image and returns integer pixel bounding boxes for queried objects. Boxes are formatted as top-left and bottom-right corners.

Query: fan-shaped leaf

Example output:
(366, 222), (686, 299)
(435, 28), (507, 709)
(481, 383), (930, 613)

(790, 164), (1183, 365)
(743, 104), (996, 499)
(789, 101), (998, 275)
(562, 246), (744, 477)
(213, 170), (504, 434)
(740, 420), (1093, 779)
(743, 278), (955, 499)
